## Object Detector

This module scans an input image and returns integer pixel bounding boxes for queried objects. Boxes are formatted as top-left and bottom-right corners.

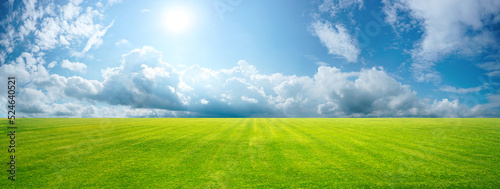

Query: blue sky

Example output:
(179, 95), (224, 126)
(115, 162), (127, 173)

(0, 0), (499, 117)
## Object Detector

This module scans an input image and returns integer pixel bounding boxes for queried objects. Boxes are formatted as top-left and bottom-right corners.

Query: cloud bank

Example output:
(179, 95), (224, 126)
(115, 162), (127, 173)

(1, 46), (496, 117)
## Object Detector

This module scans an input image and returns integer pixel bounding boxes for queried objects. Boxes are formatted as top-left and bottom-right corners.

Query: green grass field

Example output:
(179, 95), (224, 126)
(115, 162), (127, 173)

(1, 118), (499, 188)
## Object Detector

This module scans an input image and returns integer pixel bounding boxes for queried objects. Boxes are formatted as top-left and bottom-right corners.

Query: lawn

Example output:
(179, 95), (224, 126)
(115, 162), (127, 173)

(1, 118), (499, 188)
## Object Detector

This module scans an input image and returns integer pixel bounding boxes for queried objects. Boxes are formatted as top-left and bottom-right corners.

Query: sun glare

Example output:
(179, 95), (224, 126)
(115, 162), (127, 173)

(164, 7), (192, 34)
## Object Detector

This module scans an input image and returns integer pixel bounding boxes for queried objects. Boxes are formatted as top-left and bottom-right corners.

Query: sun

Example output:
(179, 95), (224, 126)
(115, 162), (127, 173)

(164, 7), (192, 34)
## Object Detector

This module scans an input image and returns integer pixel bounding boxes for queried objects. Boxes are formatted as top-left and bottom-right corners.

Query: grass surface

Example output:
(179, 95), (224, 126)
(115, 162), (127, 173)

(1, 118), (499, 188)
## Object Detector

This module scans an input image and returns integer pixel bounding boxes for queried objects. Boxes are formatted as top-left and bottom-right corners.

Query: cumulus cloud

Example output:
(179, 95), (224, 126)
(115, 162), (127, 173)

(61, 59), (87, 73)
(201, 99), (209, 104)
(382, 0), (500, 82)
(17, 88), (50, 114)
(311, 20), (360, 62)
(62, 47), (500, 117)
(0, 46), (497, 118)
(94, 47), (185, 110)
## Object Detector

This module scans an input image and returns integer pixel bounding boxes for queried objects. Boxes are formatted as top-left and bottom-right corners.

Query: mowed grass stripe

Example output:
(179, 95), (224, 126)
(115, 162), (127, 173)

(299, 118), (470, 167)
(94, 119), (242, 188)
(278, 118), (384, 186)
(108, 119), (246, 188)
(270, 119), (359, 187)
(29, 119), (237, 188)
(1, 118), (499, 188)
(294, 118), (499, 186)
(201, 119), (250, 188)
(20, 119), (164, 159)
(331, 119), (498, 169)
(15, 119), (214, 187)
(19, 118), (148, 144)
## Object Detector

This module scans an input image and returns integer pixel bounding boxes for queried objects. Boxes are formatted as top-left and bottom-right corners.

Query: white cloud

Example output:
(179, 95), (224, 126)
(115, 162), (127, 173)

(381, 0), (415, 32)
(0, 26), (15, 54)
(0, 0), (44, 54)
(0, 0), (112, 57)
(382, 0), (500, 82)
(47, 61), (57, 68)
(315, 61), (329, 67)
(82, 20), (114, 53)
(64, 76), (103, 99)
(241, 96), (258, 104)
(426, 99), (466, 118)
(61, 59), (87, 73)
(62, 6), (102, 39)
(478, 61), (500, 77)
(440, 85), (485, 94)
(107, 0), (122, 6)
(115, 38), (130, 46)
(92, 46), (184, 110)
(1, 46), (497, 118)
(52, 102), (87, 116)
(0, 51), (5, 64)
(62, 0), (82, 20)
(484, 94), (500, 108)
(35, 17), (61, 50)
(17, 88), (50, 114)
(486, 71), (500, 77)
(19, 0), (44, 40)
(141, 9), (151, 13)
(311, 20), (360, 62)
(201, 99), (209, 104)
(319, 0), (363, 16)
(478, 62), (500, 71)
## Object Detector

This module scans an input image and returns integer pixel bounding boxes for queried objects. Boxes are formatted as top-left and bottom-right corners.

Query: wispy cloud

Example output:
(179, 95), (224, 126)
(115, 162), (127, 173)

(440, 85), (485, 94)
(0, 0), (113, 57)
(82, 20), (114, 53)
(115, 38), (130, 46)
(107, 0), (123, 6)
(241, 96), (258, 104)
(382, 0), (500, 82)
(47, 61), (57, 68)
(311, 20), (360, 62)
(477, 61), (500, 77)
(319, 0), (364, 16)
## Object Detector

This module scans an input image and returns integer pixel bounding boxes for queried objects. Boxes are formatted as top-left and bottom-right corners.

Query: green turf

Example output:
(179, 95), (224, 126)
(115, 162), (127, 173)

(1, 118), (499, 188)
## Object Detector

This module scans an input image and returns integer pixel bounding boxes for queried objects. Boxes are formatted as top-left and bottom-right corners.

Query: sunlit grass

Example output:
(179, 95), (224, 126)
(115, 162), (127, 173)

(1, 118), (499, 188)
